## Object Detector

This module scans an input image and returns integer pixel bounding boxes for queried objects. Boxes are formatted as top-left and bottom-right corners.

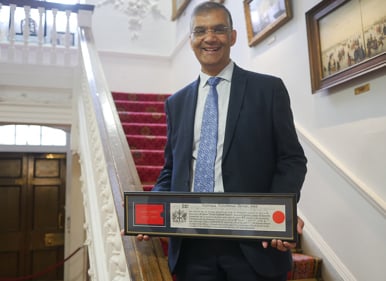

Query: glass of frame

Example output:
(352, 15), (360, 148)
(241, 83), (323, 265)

(124, 192), (298, 242)
(171, 0), (191, 21)
(243, 0), (292, 47)
(306, 0), (386, 93)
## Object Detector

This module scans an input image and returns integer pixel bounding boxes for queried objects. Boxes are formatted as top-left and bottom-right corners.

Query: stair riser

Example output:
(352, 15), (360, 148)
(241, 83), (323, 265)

(132, 150), (164, 166)
(122, 123), (167, 136)
(112, 92), (170, 102)
(127, 135), (167, 150)
(119, 112), (166, 124)
(115, 101), (165, 113)
(287, 253), (322, 280)
(137, 166), (163, 183)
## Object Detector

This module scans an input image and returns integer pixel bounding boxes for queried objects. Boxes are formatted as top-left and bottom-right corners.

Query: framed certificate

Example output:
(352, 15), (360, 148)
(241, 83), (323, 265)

(124, 192), (298, 242)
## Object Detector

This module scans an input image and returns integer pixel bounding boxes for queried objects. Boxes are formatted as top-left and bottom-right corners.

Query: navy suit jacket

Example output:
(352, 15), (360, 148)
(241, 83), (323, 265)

(153, 64), (307, 276)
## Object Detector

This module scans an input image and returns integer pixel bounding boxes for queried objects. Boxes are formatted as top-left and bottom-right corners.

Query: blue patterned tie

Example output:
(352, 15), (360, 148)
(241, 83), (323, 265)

(194, 77), (221, 192)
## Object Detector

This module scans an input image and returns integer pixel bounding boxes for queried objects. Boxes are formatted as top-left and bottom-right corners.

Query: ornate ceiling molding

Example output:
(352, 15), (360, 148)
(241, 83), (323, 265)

(96, 0), (164, 40)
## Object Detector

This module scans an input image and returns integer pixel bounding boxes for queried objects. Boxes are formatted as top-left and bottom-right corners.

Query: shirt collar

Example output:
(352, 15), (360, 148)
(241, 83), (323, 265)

(199, 61), (234, 88)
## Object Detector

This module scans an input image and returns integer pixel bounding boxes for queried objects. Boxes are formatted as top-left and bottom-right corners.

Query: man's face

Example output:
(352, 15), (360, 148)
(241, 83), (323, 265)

(190, 9), (237, 76)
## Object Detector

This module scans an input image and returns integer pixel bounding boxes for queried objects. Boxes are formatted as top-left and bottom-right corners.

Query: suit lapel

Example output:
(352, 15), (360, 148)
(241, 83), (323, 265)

(223, 65), (247, 160)
(179, 78), (199, 185)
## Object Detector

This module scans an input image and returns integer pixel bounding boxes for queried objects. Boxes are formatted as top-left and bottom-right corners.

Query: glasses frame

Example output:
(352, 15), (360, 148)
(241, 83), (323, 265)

(191, 26), (231, 38)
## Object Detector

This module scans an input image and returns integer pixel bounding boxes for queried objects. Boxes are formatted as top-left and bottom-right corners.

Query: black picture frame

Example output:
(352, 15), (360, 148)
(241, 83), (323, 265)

(124, 192), (298, 242)
(10, 6), (46, 37)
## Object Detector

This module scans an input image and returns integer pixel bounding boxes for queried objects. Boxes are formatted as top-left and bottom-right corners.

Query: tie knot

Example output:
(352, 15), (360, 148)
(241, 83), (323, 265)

(207, 77), (221, 87)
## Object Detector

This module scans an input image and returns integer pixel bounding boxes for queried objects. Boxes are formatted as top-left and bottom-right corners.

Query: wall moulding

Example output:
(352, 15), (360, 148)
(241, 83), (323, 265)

(296, 123), (386, 218)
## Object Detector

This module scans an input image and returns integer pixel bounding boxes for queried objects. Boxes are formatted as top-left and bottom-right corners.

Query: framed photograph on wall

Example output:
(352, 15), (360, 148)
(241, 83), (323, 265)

(10, 6), (46, 37)
(243, 0), (292, 47)
(171, 0), (191, 21)
(306, 0), (386, 93)
(55, 32), (75, 47)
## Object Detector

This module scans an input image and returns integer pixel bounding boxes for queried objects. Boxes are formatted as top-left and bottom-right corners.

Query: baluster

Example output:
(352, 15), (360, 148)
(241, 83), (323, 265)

(8, 4), (16, 61)
(36, 7), (45, 64)
(0, 3), (2, 60)
(0, 3), (2, 41)
(50, 8), (58, 64)
(51, 8), (58, 47)
(23, 5), (31, 45)
(38, 7), (44, 46)
(8, 4), (16, 44)
(65, 10), (71, 49)
(63, 10), (72, 66)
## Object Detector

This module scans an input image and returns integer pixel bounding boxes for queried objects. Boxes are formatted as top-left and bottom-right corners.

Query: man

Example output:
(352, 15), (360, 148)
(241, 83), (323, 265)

(137, 2), (307, 281)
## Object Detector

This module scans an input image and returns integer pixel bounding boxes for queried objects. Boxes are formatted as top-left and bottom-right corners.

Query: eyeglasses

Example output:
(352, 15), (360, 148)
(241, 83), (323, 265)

(191, 26), (231, 37)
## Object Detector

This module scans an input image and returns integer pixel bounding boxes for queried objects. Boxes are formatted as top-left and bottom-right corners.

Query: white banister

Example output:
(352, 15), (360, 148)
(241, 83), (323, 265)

(8, 4), (16, 44)
(76, 24), (172, 281)
(0, 1), (94, 66)
(22, 5), (31, 44)
(64, 10), (71, 49)
(37, 7), (44, 46)
(51, 8), (58, 48)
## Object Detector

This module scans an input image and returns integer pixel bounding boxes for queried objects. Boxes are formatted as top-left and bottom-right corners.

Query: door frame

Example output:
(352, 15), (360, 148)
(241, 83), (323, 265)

(0, 127), (86, 281)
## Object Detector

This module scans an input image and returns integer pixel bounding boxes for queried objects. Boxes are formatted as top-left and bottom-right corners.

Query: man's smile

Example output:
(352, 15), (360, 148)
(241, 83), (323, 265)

(202, 46), (221, 52)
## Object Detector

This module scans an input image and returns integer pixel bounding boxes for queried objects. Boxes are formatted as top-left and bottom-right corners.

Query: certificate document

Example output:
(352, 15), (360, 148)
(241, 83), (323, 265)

(124, 192), (297, 241)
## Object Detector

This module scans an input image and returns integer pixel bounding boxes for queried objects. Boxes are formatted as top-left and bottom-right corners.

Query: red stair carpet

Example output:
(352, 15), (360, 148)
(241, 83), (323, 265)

(112, 92), (323, 281)
(113, 91), (169, 191)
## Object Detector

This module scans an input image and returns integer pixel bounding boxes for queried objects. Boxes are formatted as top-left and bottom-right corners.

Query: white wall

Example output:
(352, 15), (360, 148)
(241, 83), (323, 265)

(98, 51), (173, 93)
(89, 0), (386, 280)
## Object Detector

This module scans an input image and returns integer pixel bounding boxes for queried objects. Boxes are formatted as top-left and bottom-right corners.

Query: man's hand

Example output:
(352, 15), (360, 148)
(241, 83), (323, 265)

(261, 216), (304, 252)
(136, 234), (150, 241)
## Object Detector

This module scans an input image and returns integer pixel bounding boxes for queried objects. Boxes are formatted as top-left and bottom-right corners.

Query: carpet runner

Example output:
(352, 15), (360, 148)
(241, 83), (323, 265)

(112, 92), (323, 281)
(113, 91), (169, 191)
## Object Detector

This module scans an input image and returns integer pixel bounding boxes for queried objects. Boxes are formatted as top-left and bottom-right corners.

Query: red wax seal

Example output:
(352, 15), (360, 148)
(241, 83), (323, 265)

(272, 211), (285, 224)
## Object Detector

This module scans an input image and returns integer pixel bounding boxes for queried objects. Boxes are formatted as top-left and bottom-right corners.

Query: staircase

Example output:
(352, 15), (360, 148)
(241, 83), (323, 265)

(112, 91), (169, 191)
(112, 92), (323, 281)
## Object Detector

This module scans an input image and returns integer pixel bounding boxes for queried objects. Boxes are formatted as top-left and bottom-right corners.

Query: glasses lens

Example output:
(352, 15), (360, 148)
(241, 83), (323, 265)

(214, 26), (228, 34)
(192, 26), (229, 37)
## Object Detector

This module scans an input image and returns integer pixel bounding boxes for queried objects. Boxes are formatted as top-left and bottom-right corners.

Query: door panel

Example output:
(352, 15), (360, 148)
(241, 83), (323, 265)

(0, 154), (26, 278)
(0, 153), (66, 280)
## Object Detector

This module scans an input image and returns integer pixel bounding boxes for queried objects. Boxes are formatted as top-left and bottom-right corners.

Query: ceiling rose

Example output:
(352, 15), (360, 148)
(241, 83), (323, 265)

(96, 0), (164, 40)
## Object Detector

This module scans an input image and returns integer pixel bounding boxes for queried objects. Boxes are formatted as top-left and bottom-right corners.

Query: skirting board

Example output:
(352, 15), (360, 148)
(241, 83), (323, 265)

(298, 210), (356, 281)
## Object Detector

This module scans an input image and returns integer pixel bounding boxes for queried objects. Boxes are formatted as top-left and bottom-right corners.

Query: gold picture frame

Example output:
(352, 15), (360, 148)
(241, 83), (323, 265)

(306, 0), (386, 93)
(171, 0), (191, 21)
(243, 0), (292, 47)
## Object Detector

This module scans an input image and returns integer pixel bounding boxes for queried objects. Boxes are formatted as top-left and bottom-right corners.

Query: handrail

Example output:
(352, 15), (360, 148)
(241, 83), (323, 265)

(77, 25), (172, 281)
(296, 123), (386, 218)
(0, 0), (94, 12)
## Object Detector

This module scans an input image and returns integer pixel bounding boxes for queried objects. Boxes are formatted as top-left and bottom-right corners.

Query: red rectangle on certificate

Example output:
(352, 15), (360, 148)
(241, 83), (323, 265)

(134, 203), (165, 226)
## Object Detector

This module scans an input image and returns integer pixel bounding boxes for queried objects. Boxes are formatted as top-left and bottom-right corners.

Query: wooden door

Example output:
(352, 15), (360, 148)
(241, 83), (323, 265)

(0, 152), (66, 281)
